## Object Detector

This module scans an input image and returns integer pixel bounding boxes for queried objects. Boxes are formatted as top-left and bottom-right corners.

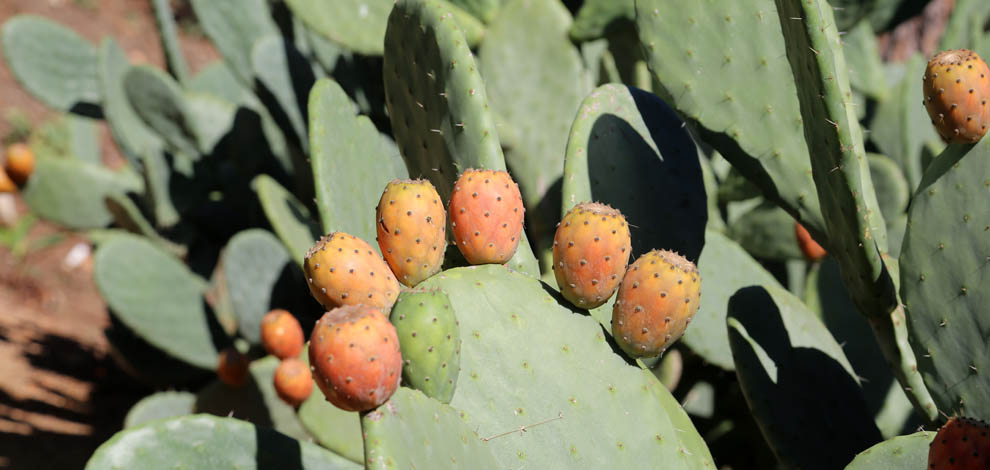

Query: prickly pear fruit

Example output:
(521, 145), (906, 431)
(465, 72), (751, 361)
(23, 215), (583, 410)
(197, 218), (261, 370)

(273, 357), (313, 407)
(304, 232), (401, 312)
(552, 202), (632, 309)
(923, 49), (990, 143)
(448, 168), (525, 265)
(260, 309), (304, 360)
(928, 416), (990, 469)
(4, 143), (34, 186)
(308, 304), (402, 412)
(0, 167), (16, 193)
(794, 222), (826, 262)
(217, 347), (249, 387)
(612, 249), (701, 358)
(389, 289), (460, 404)
(376, 179), (447, 287)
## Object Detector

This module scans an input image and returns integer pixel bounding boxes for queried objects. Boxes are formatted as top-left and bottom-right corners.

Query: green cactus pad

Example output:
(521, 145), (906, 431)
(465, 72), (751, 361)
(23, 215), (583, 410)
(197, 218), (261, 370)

(140, 149), (180, 229)
(901, 137), (990, 419)
(727, 285), (882, 469)
(252, 174), (320, 266)
(184, 91), (237, 155)
(1, 15), (101, 111)
(842, 21), (889, 101)
(479, 0), (591, 264)
(104, 193), (187, 258)
(94, 234), (221, 370)
(390, 289), (461, 403)
(220, 229), (293, 344)
(383, 0), (539, 276)
(85, 414), (359, 470)
(196, 356), (308, 441)
(189, 0), (278, 84)
(569, 0), (633, 42)
(562, 84), (707, 261)
(416, 265), (713, 468)
(99, 38), (163, 169)
(123, 65), (199, 159)
(867, 154), (909, 221)
(843, 431), (935, 470)
(297, 382), (364, 463)
(308, 78), (408, 246)
(124, 391), (196, 429)
(362, 387), (498, 469)
(151, 0), (188, 83)
(681, 230), (783, 370)
(726, 200), (803, 261)
(22, 158), (143, 230)
(251, 34), (315, 147)
(635, 0), (824, 237)
(285, 0), (391, 56)
(447, 0), (502, 23)
(869, 54), (944, 190)
(939, 0), (990, 52)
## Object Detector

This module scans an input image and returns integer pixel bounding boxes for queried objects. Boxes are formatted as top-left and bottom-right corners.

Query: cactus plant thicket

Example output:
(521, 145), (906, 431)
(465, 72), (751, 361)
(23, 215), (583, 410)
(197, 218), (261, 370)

(5, 0), (990, 468)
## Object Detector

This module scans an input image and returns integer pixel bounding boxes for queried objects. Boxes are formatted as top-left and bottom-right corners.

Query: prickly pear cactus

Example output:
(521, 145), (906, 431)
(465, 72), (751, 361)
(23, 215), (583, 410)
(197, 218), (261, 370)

(389, 289), (461, 403)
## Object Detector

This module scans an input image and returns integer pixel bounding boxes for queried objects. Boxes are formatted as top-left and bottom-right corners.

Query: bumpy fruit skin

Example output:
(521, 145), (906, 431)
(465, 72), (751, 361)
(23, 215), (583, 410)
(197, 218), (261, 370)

(928, 416), (990, 469)
(217, 347), (249, 387)
(261, 309), (305, 360)
(308, 305), (402, 412)
(794, 222), (826, 262)
(448, 169), (525, 265)
(923, 49), (990, 143)
(389, 289), (461, 404)
(304, 232), (401, 312)
(376, 179), (446, 286)
(273, 357), (313, 407)
(0, 167), (16, 193)
(552, 202), (631, 309)
(612, 249), (701, 358)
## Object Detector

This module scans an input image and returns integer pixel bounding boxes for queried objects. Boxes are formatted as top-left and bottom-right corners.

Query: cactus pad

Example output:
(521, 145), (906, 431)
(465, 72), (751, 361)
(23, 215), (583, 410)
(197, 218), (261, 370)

(123, 391), (196, 429)
(252, 174), (320, 267)
(844, 431), (935, 470)
(189, 0), (278, 84)
(221, 229), (293, 344)
(390, 289), (461, 403)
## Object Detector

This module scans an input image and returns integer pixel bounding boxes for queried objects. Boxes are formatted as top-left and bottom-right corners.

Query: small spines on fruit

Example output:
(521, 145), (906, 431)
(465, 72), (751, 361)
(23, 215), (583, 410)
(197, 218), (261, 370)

(611, 249), (701, 358)
(217, 347), (249, 387)
(273, 357), (313, 408)
(4, 143), (34, 186)
(308, 304), (402, 412)
(928, 416), (990, 469)
(376, 179), (447, 287)
(389, 289), (460, 404)
(922, 49), (990, 143)
(304, 232), (401, 312)
(795, 222), (826, 262)
(448, 168), (525, 265)
(552, 202), (631, 309)
(260, 309), (305, 360)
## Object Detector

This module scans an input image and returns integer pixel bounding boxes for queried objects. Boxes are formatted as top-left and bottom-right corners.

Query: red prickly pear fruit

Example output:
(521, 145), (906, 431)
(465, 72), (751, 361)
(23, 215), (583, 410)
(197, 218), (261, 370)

(612, 249), (701, 358)
(4, 143), (34, 186)
(923, 49), (990, 143)
(304, 232), (401, 312)
(552, 202), (632, 309)
(308, 304), (402, 412)
(448, 168), (525, 265)
(928, 416), (990, 469)
(794, 222), (826, 262)
(273, 357), (313, 408)
(217, 347), (250, 387)
(376, 179), (447, 287)
(261, 309), (305, 360)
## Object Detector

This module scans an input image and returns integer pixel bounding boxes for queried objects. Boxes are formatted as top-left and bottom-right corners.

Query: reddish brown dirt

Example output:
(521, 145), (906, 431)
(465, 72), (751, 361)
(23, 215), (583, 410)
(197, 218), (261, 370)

(0, 1), (218, 469)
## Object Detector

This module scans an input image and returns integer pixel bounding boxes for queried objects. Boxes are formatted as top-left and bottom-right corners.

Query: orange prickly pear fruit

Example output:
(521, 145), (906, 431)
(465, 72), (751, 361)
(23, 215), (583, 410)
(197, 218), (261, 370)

(928, 416), (990, 469)
(304, 232), (401, 312)
(552, 202), (632, 309)
(4, 143), (34, 187)
(375, 179), (446, 286)
(794, 222), (826, 262)
(923, 49), (990, 143)
(612, 249), (701, 358)
(308, 304), (402, 412)
(0, 166), (16, 193)
(273, 357), (313, 408)
(217, 347), (250, 387)
(260, 309), (305, 360)
(448, 168), (525, 265)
